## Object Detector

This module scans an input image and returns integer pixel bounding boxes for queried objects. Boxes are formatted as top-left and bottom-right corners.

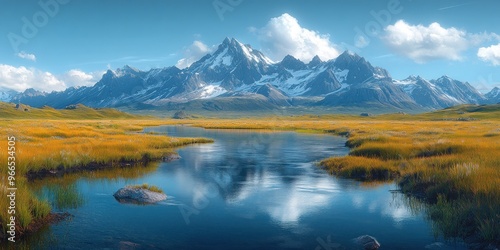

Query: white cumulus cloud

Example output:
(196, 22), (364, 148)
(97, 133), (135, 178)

(256, 13), (340, 62)
(60, 69), (104, 88)
(17, 51), (37, 62)
(383, 20), (468, 63)
(0, 65), (65, 92)
(176, 41), (213, 69)
(477, 44), (500, 66)
(0, 65), (103, 93)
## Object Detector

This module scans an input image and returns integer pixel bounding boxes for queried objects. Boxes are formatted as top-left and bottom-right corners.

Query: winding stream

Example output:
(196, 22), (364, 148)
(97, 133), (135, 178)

(23, 126), (464, 249)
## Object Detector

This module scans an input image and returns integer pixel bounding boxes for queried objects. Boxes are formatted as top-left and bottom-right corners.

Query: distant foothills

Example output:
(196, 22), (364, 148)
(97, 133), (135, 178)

(2, 38), (500, 112)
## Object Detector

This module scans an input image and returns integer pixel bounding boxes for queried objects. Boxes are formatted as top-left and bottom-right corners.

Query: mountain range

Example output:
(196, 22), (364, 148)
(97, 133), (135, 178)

(4, 37), (500, 111)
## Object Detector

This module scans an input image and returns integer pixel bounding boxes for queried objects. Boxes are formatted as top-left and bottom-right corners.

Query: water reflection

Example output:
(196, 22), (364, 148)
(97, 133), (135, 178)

(19, 126), (459, 249)
(157, 126), (424, 228)
(40, 184), (85, 210)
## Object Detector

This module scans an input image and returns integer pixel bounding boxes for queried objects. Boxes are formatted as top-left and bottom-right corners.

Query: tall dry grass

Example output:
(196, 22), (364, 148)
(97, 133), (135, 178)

(173, 116), (500, 243)
(0, 119), (212, 237)
(1, 109), (499, 243)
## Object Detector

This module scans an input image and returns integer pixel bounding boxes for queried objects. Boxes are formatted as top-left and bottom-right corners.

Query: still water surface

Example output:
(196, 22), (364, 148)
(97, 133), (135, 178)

(26, 126), (464, 249)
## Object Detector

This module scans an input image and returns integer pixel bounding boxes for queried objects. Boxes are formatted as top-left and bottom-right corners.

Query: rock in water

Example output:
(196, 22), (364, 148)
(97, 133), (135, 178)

(425, 242), (447, 249)
(119, 241), (141, 250)
(353, 235), (380, 250)
(113, 187), (167, 204)
(162, 153), (181, 162)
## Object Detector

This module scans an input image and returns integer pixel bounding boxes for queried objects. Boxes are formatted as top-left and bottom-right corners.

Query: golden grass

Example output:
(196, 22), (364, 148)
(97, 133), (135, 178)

(1, 104), (499, 243)
(1, 120), (213, 174)
(165, 116), (500, 242)
(127, 184), (164, 194)
(320, 156), (398, 180)
(0, 119), (212, 236)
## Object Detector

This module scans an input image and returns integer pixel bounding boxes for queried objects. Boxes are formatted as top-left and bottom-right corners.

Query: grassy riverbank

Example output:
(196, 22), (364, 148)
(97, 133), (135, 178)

(1, 103), (499, 246)
(167, 104), (500, 245)
(0, 104), (212, 240)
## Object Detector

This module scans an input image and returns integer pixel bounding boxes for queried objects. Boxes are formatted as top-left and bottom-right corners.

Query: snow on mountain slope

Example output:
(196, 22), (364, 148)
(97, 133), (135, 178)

(236, 39), (274, 65)
(394, 75), (486, 108)
(12, 37), (490, 110)
(486, 87), (500, 103)
(431, 76), (485, 104)
(0, 87), (18, 102)
(210, 49), (233, 69)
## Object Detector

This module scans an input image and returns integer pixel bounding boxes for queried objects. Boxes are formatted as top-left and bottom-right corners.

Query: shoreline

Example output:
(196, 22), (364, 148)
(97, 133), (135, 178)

(1, 152), (182, 242)
(2, 121), (499, 248)
(176, 123), (500, 248)
(25, 152), (180, 182)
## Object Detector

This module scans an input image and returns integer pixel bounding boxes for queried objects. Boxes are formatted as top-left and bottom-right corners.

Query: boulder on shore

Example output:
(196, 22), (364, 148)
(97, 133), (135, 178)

(113, 186), (166, 204)
(353, 235), (380, 250)
(172, 110), (191, 119)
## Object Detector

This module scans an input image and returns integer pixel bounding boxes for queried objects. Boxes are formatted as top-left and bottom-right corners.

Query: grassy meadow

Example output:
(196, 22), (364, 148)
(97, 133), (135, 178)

(0, 103), (212, 238)
(168, 105), (500, 244)
(0, 102), (499, 245)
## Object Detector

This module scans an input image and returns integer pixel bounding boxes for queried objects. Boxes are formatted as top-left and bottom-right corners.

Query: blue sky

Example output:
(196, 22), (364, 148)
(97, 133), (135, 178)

(1, 0), (500, 93)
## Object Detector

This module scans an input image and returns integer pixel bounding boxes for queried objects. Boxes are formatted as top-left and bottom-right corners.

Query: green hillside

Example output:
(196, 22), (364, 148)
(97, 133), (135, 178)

(0, 102), (149, 119)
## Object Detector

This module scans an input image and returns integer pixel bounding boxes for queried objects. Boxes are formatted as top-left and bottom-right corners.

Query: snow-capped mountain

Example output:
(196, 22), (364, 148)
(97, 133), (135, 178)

(0, 87), (18, 102)
(486, 87), (500, 104)
(317, 52), (418, 109)
(187, 37), (273, 90)
(394, 76), (487, 109)
(432, 76), (486, 104)
(10, 37), (495, 111)
(394, 76), (461, 109)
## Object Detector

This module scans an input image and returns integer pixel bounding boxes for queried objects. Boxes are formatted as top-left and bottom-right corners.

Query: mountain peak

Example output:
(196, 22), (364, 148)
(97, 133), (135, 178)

(340, 50), (360, 58)
(212, 37), (273, 66)
(104, 69), (115, 75)
(409, 75), (425, 81)
(118, 65), (141, 74)
(435, 75), (454, 82)
(217, 37), (240, 51)
(108, 65), (142, 78)
(122, 64), (138, 71)
(221, 37), (237, 46)
(22, 88), (46, 96)
(335, 51), (363, 65)
(282, 54), (298, 61)
(403, 75), (418, 82)
(333, 51), (376, 84)
(486, 86), (500, 100)
(280, 55), (306, 70)
(309, 55), (323, 66)
(220, 37), (243, 50)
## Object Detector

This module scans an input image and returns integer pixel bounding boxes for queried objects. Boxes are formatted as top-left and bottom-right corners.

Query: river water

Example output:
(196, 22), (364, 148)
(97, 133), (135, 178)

(23, 126), (464, 249)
